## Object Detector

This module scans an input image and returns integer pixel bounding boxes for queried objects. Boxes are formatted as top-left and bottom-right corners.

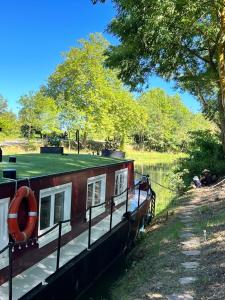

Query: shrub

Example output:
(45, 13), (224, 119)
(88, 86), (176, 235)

(172, 130), (225, 191)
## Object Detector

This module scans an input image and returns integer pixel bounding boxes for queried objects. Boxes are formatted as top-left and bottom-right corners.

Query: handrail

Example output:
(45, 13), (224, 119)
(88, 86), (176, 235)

(37, 223), (59, 240)
(113, 187), (129, 199)
(86, 200), (107, 211)
(0, 218), (73, 254)
(0, 244), (9, 255)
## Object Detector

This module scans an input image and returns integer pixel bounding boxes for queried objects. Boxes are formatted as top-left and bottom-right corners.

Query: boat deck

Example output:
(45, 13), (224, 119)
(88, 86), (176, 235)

(0, 190), (147, 300)
(0, 154), (130, 184)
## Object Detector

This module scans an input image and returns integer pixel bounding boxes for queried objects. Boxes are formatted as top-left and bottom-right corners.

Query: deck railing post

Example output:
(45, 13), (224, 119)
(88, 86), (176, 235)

(8, 242), (13, 300)
(109, 196), (114, 231)
(138, 186), (141, 207)
(88, 207), (92, 249)
(126, 188), (129, 213)
(56, 221), (62, 271)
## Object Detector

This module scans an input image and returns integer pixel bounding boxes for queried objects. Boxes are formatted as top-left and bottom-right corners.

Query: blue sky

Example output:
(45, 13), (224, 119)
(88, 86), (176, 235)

(0, 0), (200, 113)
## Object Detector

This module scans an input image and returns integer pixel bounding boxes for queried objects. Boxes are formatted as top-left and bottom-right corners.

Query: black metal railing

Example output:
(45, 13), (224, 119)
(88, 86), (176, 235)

(0, 177), (154, 300)
(0, 218), (71, 300)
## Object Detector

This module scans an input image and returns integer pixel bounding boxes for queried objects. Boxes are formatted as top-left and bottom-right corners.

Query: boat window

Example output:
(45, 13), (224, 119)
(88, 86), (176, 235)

(40, 196), (51, 230)
(86, 174), (106, 219)
(115, 168), (128, 196)
(0, 198), (9, 251)
(114, 168), (128, 205)
(39, 183), (72, 235)
(0, 198), (9, 269)
(54, 191), (65, 224)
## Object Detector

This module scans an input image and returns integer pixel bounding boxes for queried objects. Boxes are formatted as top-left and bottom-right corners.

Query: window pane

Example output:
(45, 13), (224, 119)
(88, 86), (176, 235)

(94, 181), (101, 205)
(87, 183), (93, 208)
(120, 174), (125, 193)
(54, 192), (65, 224)
(0, 200), (8, 250)
(115, 175), (119, 195)
(40, 196), (51, 230)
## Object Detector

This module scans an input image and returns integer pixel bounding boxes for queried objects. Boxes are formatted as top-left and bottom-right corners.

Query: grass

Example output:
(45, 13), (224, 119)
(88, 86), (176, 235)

(125, 147), (186, 165)
(194, 203), (225, 233)
(110, 215), (184, 299)
(0, 153), (128, 183)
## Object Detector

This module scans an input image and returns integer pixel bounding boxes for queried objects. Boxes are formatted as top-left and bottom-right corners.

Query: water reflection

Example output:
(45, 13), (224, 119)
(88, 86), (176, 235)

(78, 162), (174, 300)
(135, 163), (174, 215)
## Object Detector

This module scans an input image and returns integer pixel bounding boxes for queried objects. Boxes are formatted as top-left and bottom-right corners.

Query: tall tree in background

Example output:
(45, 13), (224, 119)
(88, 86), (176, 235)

(18, 92), (59, 138)
(47, 33), (146, 147)
(93, 0), (225, 154)
(0, 95), (18, 136)
(0, 95), (8, 114)
(139, 88), (213, 151)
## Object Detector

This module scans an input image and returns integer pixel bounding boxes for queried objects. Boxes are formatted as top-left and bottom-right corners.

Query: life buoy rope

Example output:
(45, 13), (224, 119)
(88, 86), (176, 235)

(8, 186), (37, 242)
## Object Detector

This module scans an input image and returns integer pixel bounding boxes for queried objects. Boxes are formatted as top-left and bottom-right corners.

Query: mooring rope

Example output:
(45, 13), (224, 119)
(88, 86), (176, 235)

(149, 177), (176, 192)
(135, 171), (176, 192)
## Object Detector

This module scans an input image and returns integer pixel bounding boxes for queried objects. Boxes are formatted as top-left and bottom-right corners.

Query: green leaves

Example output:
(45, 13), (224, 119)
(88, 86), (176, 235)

(18, 91), (59, 138)
(0, 95), (19, 137)
(138, 88), (213, 152)
(46, 33), (145, 146)
(105, 1), (220, 102)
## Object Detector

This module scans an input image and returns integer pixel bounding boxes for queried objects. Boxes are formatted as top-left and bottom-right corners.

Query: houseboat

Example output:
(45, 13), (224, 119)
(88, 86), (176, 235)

(0, 153), (155, 300)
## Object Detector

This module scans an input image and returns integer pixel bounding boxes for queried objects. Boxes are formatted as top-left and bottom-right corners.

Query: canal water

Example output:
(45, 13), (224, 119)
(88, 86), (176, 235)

(78, 163), (175, 300)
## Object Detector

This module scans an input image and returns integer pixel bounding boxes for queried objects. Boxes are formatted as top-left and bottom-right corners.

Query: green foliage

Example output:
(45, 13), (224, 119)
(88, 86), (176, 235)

(18, 91), (59, 138)
(100, 0), (225, 153)
(44, 132), (62, 147)
(0, 95), (19, 137)
(172, 130), (225, 191)
(105, 1), (220, 104)
(0, 95), (8, 114)
(46, 33), (147, 148)
(135, 88), (213, 152)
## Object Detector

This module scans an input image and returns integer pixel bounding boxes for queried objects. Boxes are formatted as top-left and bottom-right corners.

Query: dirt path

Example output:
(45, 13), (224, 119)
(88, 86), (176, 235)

(110, 181), (225, 300)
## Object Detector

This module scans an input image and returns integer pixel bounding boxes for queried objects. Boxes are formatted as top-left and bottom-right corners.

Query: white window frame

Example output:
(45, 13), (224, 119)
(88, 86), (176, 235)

(86, 174), (106, 220)
(38, 183), (72, 247)
(114, 168), (128, 205)
(0, 197), (9, 270)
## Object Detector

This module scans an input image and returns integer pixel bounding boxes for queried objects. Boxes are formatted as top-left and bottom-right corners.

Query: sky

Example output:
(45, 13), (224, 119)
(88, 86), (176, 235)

(0, 0), (200, 113)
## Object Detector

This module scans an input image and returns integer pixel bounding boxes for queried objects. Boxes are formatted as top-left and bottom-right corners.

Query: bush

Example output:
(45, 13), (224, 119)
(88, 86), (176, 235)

(44, 132), (62, 147)
(172, 130), (225, 191)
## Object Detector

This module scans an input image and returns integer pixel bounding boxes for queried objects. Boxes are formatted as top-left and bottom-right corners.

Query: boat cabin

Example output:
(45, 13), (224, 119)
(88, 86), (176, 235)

(0, 153), (153, 300)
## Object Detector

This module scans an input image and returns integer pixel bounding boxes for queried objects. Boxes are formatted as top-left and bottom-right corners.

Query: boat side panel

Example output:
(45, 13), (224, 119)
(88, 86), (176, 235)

(0, 161), (134, 285)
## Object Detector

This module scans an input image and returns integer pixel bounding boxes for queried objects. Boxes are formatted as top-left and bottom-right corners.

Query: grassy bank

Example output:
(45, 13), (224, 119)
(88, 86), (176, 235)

(110, 209), (184, 299)
(125, 147), (185, 165)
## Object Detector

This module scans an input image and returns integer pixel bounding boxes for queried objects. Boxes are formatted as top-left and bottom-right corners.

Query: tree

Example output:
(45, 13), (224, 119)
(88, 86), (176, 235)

(46, 33), (146, 147)
(0, 95), (19, 136)
(18, 91), (59, 138)
(93, 0), (225, 154)
(138, 88), (213, 152)
(0, 95), (7, 114)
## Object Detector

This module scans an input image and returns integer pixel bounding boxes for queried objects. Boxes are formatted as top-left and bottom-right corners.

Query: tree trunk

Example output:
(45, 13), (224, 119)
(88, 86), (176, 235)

(218, 93), (225, 155)
(82, 131), (87, 147)
(68, 130), (71, 152)
(218, 2), (225, 155)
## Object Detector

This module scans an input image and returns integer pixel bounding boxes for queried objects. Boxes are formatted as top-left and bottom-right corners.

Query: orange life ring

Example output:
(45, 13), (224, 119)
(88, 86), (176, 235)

(8, 186), (37, 242)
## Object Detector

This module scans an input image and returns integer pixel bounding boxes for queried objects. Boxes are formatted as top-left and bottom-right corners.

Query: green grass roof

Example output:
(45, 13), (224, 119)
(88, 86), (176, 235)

(0, 153), (129, 184)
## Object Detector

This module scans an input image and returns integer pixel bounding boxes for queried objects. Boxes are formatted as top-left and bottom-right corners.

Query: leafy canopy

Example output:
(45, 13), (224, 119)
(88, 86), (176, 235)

(18, 91), (59, 137)
(138, 88), (213, 151)
(95, 1), (222, 123)
(46, 33), (147, 144)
